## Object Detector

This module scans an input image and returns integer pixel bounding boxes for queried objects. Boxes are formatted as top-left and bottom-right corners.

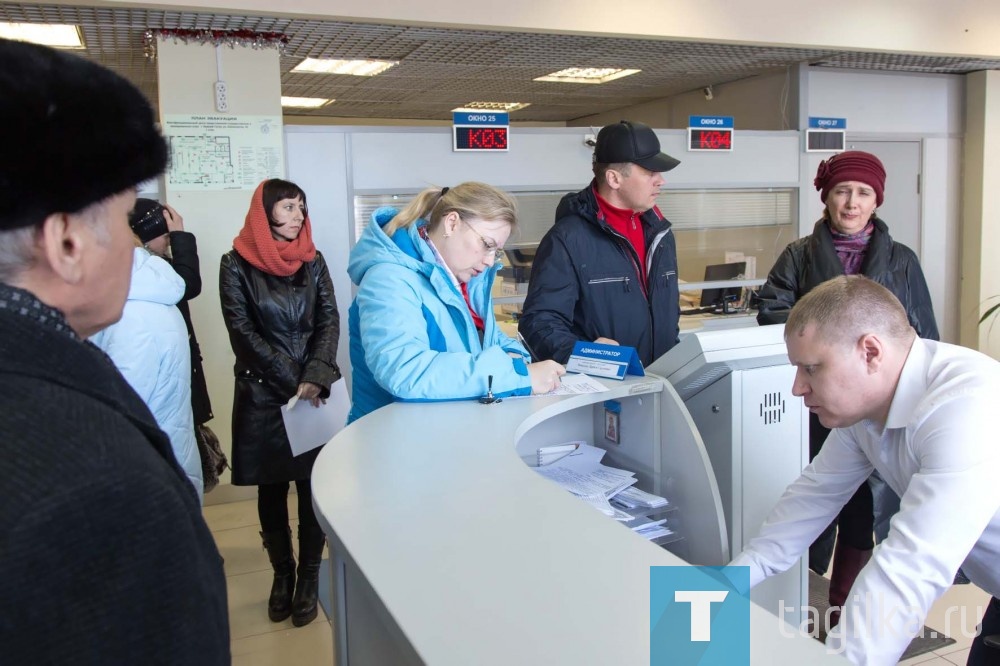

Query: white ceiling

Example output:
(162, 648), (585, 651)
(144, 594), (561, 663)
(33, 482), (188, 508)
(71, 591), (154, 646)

(3, 2), (1000, 122)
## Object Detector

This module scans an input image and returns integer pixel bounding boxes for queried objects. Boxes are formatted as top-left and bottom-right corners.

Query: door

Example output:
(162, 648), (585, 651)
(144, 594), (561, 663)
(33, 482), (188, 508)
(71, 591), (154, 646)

(849, 140), (922, 258)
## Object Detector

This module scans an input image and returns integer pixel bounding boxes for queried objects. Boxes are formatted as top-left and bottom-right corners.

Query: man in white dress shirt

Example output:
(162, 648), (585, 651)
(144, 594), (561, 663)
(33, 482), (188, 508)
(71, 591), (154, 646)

(731, 275), (1000, 666)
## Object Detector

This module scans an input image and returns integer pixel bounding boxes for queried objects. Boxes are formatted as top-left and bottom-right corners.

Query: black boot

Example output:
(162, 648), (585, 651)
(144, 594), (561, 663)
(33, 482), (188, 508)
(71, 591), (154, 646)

(292, 524), (326, 627)
(260, 529), (296, 622)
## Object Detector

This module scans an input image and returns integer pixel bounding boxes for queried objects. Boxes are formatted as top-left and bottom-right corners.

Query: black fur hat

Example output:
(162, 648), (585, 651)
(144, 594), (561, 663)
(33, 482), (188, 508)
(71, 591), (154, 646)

(0, 39), (168, 231)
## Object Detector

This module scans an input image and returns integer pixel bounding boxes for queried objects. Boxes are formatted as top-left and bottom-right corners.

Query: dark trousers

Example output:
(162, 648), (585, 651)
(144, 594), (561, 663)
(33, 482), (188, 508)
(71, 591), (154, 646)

(258, 479), (320, 532)
(808, 414), (875, 574)
(968, 597), (1000, 665)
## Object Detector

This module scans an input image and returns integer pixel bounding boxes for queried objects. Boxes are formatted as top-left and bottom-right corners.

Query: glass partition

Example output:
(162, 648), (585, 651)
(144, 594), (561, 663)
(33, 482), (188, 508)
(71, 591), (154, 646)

(353, 187), (797, 316)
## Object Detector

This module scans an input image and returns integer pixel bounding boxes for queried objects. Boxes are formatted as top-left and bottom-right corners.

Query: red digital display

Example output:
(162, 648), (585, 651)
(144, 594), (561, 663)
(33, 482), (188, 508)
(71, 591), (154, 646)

(688, 128), (733, 151)
(453, 126), (509, 151)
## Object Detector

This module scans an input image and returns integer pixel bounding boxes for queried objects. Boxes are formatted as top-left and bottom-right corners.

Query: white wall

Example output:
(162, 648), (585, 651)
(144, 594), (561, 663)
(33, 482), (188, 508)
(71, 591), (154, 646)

(807, 69), (965, 135)
(960, 70), (1000, 357)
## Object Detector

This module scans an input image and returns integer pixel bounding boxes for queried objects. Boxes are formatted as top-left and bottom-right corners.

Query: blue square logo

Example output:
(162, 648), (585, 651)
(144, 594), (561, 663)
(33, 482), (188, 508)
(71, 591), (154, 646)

(650, 566), (750, 665)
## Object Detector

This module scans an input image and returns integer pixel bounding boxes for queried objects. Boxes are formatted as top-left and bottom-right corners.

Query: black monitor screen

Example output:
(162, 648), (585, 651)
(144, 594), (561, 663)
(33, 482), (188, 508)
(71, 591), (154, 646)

(699, 261), (746, 308)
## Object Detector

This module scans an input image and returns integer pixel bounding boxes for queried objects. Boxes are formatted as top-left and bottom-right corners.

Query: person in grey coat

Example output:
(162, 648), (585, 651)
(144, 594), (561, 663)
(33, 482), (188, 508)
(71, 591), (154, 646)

(0, 38), (229, 664)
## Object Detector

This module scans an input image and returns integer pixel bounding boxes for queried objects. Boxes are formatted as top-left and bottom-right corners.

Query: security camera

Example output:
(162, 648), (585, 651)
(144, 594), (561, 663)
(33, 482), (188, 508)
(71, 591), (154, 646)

(703, 86), (714, 101)
(584, 133), (597, 148)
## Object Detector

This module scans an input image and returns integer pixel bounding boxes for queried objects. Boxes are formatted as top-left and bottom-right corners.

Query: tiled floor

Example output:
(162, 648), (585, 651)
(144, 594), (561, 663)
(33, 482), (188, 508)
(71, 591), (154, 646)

(203, 497), (335, 666)
(204, 499), (992, 666)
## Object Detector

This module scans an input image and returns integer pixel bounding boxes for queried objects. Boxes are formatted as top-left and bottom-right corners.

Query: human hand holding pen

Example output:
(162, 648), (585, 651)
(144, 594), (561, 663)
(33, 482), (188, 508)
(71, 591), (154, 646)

(528, 360), (565, 394)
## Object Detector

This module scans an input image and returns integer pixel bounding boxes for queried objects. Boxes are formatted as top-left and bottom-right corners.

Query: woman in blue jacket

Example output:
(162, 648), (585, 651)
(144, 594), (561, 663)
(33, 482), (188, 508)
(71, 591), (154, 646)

(91, 246), (202, 499)
(348, 182), (565, 423)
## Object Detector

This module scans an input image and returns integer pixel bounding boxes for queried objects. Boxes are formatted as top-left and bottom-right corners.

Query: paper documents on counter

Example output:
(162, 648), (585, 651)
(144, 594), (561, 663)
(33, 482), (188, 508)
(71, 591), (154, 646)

(534, 463), (637, 499)
(536, 441), (584, 466)
(632, 519), (673, 540)
(280, 379), (351, 456)
(610, 486), (669, 509)
(544, 373), (609, 396)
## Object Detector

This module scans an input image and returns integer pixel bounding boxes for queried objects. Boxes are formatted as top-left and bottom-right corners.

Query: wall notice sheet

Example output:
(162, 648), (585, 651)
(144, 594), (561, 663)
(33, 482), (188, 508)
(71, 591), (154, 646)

(162, 114), (284, 191)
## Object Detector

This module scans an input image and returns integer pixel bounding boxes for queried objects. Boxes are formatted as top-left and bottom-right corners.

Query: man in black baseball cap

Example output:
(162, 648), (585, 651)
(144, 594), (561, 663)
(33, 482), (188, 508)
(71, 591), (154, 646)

(520, 120), (682, 366)
(0, 38), (229, 664)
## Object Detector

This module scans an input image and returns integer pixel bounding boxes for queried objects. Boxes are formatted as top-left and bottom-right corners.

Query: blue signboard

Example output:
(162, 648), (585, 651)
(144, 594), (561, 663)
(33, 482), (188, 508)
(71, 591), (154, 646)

(808, 117), (847, 129)
(565, 340), (644, 380)
(452, 111), (509, 126)
(688, 115), (734, 129)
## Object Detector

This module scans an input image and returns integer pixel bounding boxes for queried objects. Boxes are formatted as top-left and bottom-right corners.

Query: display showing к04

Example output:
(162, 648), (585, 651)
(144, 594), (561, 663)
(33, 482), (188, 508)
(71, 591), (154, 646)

(453, 126), (509, 151)
(688, 128), (733, 151)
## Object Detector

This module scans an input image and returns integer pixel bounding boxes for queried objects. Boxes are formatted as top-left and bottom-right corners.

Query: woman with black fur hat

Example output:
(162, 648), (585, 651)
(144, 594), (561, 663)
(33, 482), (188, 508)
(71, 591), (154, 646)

(220, 178), (341, 628)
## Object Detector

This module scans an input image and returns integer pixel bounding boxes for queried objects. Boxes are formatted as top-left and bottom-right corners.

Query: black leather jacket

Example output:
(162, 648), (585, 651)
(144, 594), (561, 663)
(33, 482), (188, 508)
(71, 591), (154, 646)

(756, 218), (939, 340)
(219, 250), (341, 485)
(519, 183), (680, 366)
(167, 231), (213, 425)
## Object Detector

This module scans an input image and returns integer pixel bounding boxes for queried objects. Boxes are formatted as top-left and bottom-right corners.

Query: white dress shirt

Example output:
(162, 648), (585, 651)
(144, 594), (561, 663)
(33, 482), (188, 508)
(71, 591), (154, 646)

(732, 338), (1000, 665)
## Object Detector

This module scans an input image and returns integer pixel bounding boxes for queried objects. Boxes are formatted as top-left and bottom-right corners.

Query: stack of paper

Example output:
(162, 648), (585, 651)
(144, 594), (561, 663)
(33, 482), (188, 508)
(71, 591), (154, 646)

(610, 486), (669, 510)
(534, 443), (640, 517)
(536, 441), (584, 466)
(631, 519), (674, 541)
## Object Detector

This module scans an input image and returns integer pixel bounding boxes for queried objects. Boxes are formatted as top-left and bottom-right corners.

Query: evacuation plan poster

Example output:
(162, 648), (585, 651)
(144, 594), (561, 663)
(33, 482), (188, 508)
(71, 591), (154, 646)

(162, 114), (284, 191)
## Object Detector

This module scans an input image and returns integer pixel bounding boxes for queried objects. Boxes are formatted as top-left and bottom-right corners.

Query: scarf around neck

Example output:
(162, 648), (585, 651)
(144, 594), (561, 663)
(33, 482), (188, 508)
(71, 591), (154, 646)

(233, 180), (316, 277)
(828, 219), (875, 275)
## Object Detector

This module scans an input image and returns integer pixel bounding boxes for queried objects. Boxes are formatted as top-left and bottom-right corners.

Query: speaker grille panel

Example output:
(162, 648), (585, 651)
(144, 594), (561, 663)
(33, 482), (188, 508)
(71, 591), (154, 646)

(759, 391), (786, 425)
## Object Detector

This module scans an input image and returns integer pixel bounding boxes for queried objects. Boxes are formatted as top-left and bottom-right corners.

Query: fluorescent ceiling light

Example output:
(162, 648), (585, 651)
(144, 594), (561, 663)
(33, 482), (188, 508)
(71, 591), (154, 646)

(453, 102), (531, 113)
(0, 22), (84, 49)
(291, 58), (398, 76)
(533, 67), (641, 84)
(281, 96), (333, 109)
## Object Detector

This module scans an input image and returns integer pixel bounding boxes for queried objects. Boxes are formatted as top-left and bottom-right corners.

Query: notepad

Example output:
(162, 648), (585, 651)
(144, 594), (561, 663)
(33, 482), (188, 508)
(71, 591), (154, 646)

(536, 441), (584, 466)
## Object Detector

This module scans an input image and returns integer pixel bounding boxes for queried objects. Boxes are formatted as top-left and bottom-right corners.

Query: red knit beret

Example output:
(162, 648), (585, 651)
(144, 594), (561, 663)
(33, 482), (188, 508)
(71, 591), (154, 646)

(814, 150), (886, 207)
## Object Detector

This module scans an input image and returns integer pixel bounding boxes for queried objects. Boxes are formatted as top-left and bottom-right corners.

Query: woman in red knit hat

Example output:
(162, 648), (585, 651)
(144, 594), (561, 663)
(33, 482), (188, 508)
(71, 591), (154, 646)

(219, 178), (341, 628)
(756, 150), (939, 630)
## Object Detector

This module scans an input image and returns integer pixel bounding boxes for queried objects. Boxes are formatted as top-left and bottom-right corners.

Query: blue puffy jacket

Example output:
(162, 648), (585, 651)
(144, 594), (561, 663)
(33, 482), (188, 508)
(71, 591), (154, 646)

(347, 207), (531, 423)
(92, 248), (202, 499)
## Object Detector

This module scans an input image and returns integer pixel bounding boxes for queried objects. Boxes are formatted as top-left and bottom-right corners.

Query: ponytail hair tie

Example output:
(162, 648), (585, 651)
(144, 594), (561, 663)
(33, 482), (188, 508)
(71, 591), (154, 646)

(440, 186), (449, 197)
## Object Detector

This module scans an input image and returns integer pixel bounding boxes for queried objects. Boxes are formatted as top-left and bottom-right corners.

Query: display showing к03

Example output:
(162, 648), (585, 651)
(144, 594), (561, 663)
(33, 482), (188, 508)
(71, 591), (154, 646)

(688, 128), (733, 151)
(453, 126), (509, 151)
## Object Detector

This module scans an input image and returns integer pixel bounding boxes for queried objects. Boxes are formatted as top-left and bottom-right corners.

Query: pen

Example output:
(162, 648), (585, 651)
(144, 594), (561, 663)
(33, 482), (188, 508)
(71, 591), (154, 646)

(516, 331), (537, 363)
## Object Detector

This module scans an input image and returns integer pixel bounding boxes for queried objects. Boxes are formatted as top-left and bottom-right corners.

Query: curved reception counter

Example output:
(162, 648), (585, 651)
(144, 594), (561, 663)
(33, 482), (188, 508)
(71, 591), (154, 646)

(312, 373), (844, 665)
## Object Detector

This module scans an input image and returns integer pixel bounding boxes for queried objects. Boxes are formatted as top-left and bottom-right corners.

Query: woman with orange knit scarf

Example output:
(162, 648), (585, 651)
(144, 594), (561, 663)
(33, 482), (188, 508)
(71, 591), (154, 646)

(220, 178), (341, 628)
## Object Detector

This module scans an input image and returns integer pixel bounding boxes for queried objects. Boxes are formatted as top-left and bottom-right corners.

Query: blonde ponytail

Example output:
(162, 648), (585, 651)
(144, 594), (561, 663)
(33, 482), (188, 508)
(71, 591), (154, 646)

(382, 182), (518, 236)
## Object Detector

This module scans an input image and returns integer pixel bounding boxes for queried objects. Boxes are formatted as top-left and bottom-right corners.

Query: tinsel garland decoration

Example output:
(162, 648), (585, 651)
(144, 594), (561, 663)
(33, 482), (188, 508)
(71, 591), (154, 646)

(143, 28), (289, 60)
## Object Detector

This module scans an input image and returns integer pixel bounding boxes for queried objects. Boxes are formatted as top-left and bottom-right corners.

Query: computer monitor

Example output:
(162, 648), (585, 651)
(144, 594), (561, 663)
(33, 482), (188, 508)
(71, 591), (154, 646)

(699, 261), (746, 309)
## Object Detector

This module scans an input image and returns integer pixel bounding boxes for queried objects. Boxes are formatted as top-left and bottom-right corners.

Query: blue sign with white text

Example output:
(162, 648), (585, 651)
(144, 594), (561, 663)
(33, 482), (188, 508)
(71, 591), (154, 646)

(688, 115), (734, 129)
(565, 341), (644, 380)
(808, 116), (847, 129)
(452, 111), (509, 126)
(651, 566), (751, 665)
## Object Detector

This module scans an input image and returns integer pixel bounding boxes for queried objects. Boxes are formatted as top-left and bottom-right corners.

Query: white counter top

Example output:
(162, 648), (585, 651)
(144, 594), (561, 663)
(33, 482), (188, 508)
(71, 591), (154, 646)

(312, 375), (845, 664)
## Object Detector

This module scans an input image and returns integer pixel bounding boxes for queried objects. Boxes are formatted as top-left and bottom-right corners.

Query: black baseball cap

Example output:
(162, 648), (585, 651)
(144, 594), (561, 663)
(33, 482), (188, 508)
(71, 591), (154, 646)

(594, 120), (680, 173)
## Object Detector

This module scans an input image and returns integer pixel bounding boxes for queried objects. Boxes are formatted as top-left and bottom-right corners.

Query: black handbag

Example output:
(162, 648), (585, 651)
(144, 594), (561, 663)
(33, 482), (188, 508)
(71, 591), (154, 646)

(195, 423), (229, 493)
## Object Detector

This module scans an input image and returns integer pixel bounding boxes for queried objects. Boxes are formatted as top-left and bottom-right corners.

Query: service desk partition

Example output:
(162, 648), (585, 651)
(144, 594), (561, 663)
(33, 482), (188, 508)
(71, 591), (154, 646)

(311, 374), (843, 665)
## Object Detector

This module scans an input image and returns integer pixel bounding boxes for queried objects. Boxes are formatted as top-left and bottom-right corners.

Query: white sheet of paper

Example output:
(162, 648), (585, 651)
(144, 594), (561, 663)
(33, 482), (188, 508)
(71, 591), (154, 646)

(545, 373), (610, 396)
(280, 379), (351, 457)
